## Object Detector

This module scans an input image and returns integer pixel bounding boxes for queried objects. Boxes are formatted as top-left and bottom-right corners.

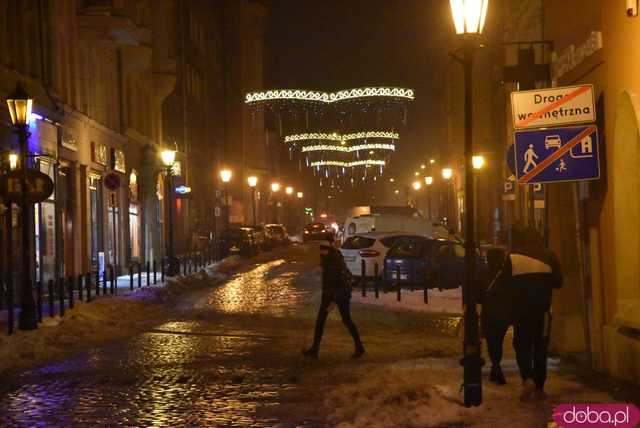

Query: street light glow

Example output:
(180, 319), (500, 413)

(389, 178), (395, 183)
(8, 153), (18, 170)
(297, 191), (303, 198)
(450, 0), (489, 35)
(412, 180), (422, 190)
(425, 176), (434, 185)
(220, 169), (232, 183)
(160, 149), (176, 167)
(472, 155), (485, 170)
(442, 168), (453, 180)
(247, 176), (258, 187)
(414, 171), (420, 176)
(285, 186), (294, 195)
(6, 84), (33, 126)
(420, 164), (426, 169)
(271, 182), (280, 192)
(394, 189), (400, 194)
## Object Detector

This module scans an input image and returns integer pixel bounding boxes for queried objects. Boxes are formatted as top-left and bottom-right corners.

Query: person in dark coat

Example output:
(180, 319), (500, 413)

(302, 240), (365, 359)
(490, 227), (563, 401)
(481, 246), (509, 385)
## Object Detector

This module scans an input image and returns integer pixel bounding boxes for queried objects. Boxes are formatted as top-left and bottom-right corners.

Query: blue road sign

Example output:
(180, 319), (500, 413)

(514, 125), (600, 185)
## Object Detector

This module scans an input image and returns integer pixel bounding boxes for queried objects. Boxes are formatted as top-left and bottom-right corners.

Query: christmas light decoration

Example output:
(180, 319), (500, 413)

(284, 131), (399, 144)
(301, 143), (395, 153)
(245, 87), (414, 104)
(310, 160), (385, 168)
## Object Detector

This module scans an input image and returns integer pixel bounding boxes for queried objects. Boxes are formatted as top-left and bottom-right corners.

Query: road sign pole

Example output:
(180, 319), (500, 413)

(572, 182), (592, 367)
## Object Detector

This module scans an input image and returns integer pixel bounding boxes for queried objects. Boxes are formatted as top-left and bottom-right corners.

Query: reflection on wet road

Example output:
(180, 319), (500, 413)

(0, 248), (460, 427)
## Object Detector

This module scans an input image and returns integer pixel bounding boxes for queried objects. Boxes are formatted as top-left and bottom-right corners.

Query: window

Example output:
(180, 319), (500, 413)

(342, 236), (375, 250)
(129, 204), (140, 260)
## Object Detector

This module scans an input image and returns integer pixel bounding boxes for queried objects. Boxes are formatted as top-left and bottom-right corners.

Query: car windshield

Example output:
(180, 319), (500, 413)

(268, 225), (285, 233)
(342, 236), (376, 249)
(307, 224), (325, 231)
(388, 239), (437, 257)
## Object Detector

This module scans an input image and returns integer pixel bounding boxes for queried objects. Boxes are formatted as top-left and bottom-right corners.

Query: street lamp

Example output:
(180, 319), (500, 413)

(220, 169), (232, 231)
(297, 191), (303, 199)
(425, 176), (434, 219)
(442, 168), (453, 180)
(472, 155), (485, 170)
(271, 182), (280, 192)
(420, 164), (426, 170)
(412, 180), (422, 191)
(450, 0), (489, 407)
(248, 176), (258, 225)
(160, 147), (179, 277)
(429, 158), (436, 164)
(285, 186), (293, 195)
(8, 152), (18, 170)
(425, 176), (434, 185)
(6, 83), (37, 330)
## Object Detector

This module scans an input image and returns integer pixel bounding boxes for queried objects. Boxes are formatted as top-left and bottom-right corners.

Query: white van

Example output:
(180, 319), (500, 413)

(342, 214), (453, 242)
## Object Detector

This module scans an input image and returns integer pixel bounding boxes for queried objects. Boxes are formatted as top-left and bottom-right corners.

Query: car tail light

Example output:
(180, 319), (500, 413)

(359, 249), (380, 258)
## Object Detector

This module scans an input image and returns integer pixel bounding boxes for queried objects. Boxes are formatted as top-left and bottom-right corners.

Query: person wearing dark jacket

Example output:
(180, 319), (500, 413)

(490, 227), (563, 401)
(481, 246), (509, 385)
(302, 241), (365, 359)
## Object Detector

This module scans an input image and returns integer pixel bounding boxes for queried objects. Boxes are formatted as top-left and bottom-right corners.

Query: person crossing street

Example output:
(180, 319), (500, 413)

(303, 239), (365, 359)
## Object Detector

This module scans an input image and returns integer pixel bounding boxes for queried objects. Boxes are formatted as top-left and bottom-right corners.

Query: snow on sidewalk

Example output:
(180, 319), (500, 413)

(326, 357), (618, 428)
(351, 287), (463, 315)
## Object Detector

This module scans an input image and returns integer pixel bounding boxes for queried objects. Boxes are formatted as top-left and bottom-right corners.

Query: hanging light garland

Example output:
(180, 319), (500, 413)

(301, 143), (395, 153)
(245, 87), (414, 104)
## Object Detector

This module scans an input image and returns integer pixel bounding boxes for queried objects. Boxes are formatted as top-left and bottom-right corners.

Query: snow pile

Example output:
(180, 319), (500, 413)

(352, 287), (462, 315)
(326, 359), (616, 428)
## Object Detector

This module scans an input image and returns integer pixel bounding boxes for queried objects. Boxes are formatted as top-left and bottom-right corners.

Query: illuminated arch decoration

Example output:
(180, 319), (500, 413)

(311, 160), (386, 168)
(245, 87), (414, 105)
(301, 143), (395, 153)
(285, 131), (399, 144)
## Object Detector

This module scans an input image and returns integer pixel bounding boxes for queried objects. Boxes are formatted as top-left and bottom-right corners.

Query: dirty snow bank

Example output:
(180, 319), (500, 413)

(0, 254), (248, 375)
(326, 358), (615, 428)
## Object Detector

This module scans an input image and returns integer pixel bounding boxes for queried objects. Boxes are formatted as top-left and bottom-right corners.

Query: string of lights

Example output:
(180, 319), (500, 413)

(301, 143), (395, 153)
(311, 160), (386, 167)
(245, 87), (414, 104)
(284, 131), (399, 144)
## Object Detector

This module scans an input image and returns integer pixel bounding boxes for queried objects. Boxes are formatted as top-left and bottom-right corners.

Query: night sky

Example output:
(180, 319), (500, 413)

(265, 0), (456, 206)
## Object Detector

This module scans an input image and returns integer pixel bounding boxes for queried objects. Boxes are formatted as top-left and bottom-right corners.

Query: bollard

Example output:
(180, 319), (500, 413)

(109, 265), (115, 294)
(137, 262), (142, 288)
(58, 277), (65, 317)
(396, 266), (401, 302)
(6, 277), (13, 335)
(36, 280), (43, 322)
(153, 261), (157, 284)
(424, 285), (429, 304)
(96, 270), (101, 296)
(48, 279), (55, 317)
(85, 273), (92, 302)
(78, 274), (84, 302)
(146, 261), (150, 286)
(102, 267), (107, 295)
(68, 277), (74, 309)
(183, 257), (187, 276)
(361, 259), (366, 297)
(374, 263), (379, 299)
(129, 265), (134, 291)
(161, 260), (165, 283)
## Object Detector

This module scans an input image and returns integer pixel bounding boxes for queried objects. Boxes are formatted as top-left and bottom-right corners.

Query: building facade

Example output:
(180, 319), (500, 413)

(0, 0), (270, 296)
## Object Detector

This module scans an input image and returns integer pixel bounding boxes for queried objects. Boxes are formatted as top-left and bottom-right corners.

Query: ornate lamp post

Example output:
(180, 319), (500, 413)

(441, 167), (453, 225)
(220, 169), (232, 231)
(449, 0), (489, 407)
(160, 148), (179, 276)
(425, 176), (434, 219)
(270, 182), (280, 223)
(247, 175), (258, 225)
(6, 83), (37, 330)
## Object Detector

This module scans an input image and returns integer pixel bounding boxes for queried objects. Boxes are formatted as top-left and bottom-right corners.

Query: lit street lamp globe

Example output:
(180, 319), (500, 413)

(6, 83), (32, 126)
(160, 149), (176, 167)
(412, 181), (422, 190)
(472, 155), (485, 170)
(248, 175), (258, 187)
(425, 176), (434, 185)
(297, 191), (303, 199)
(220, 169), (232, 183)
(271, 182), (280, 192)
(442, 168), (453, 180)
(450, 0), (489, 35)
(285, 186), (294, 195)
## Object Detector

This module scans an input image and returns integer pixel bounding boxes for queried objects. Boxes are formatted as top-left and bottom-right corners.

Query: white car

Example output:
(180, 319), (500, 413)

(340, 232), (413, 278)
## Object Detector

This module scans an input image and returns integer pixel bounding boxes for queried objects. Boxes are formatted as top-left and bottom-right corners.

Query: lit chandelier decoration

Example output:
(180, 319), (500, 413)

(245, 86), (414, 186)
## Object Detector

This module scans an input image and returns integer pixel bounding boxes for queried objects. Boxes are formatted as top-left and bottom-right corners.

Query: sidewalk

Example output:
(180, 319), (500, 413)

(352, 287), (463, 315)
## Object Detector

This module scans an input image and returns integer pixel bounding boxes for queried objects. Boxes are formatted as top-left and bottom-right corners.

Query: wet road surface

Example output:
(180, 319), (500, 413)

(0, 246), (461, 427)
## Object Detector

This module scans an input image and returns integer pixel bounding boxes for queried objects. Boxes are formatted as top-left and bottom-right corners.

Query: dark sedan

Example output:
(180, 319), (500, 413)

(303, 223), (333, 242)
(220, 227), (259, 256)
(384, 237), (487, 289)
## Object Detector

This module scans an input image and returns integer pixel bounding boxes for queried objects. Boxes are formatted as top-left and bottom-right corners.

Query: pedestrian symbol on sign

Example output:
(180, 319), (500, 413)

(523, 144), (539, 174)
(556, 158), (567, 172)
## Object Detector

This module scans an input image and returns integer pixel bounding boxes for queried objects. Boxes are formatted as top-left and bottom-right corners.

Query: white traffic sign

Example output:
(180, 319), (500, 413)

(511, 84), (595, 129)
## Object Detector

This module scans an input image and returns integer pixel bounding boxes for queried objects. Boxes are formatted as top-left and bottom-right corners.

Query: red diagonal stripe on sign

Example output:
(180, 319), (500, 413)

(518, 125), (596, 184)
(516, 85), (591, 128)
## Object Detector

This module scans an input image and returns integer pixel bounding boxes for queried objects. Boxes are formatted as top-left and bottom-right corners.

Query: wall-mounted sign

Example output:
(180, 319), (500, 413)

(175, 185), (192, 195)
(92, 142), (108, 166)
(0, 169), (55, 203)
(104, 172), (121, 191)
(61, 128), (79, 151)
(113, 148), (126, 173)
(171, 160), (182, 177)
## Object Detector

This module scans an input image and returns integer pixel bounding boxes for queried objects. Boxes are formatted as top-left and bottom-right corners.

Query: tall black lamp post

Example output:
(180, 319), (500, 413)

(449, 0), (489, 407)
(248, 175), (258, 225)
(6, 83), (37, 330)
(270, 182), (280, 223)
(220, 169), (232, 230)
(160, 148), (179, 276)
(424, 176), (434, 219)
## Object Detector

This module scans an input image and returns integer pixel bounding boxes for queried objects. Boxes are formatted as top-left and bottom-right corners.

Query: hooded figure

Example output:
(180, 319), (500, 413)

(302, 239), (365, 359)
(490, 227), (563, 401)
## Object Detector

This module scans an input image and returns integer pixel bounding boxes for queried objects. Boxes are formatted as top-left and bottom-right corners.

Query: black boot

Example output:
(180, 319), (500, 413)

(490, 365), (506, 385)
(352, 344), (365, 359)
(302, 347), (319, 359)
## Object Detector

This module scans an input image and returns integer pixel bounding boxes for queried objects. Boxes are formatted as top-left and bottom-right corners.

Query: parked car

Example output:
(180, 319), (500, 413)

(340, 232), (423, 279)
(265, 224), (289, 246)
(244, 225), (269, 250)
(383, 237), (487, 289)
(303, 223), (333, 242)
(221, 227), (259, 256)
